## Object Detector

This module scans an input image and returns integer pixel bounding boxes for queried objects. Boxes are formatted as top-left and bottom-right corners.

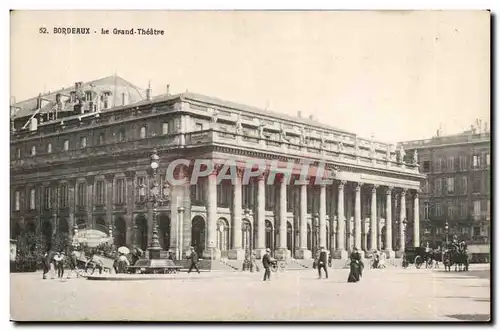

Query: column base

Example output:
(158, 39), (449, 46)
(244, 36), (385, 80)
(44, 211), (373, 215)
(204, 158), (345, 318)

(202, 248), (221, 260)
(228, 249), (245, 260)
(332, 249), (348, 260)
(254, 248), (267, 259)
(395, 250), (404, 258)
(384, 250), (395, 259)
(295, 248), (312, 260)
(275, 248), (290, 260)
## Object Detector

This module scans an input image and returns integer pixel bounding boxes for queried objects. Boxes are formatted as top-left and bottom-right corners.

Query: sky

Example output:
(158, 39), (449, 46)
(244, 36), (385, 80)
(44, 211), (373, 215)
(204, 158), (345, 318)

(10, 10), (490, 144)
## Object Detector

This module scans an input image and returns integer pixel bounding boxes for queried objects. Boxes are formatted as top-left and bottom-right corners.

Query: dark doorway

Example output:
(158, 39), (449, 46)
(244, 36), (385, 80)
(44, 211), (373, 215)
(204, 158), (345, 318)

(159, 214), (171, 250)
(286, 221), (293, 252)
(115, 217), (127, 247)
(191, 216), (205, 257)
(96, 218), (106, 233)
(265, 220), (273, 252)
(381, 226), (386, 250)
(11, 221), (21, 239)
(59, 218), (69, 234)
(307, 224), (312, 251)
(76, 219), (86, 230)
(135, 215), (148, 250)
(41, 220), (52, 251)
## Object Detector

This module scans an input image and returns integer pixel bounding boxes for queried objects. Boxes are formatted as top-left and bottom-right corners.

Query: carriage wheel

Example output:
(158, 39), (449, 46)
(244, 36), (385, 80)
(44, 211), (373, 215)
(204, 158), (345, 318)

(402, 259), (409, 269)
(414, 256), (423, 269)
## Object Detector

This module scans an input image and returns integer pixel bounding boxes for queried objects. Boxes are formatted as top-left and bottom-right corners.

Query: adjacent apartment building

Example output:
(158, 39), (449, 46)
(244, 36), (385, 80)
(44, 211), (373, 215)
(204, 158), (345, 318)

(401, 122), (491, 259)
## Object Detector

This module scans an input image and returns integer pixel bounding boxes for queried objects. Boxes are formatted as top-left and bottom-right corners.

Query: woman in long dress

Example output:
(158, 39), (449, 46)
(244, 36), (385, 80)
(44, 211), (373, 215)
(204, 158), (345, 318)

(348, 247), (364, 283)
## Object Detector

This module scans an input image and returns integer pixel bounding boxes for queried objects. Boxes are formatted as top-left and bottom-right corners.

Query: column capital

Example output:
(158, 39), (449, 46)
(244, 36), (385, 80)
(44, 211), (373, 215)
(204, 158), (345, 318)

(124, 170), (135, 179)
(338, 180), (347, 189)
(400, 188), (407, 196)
(235, 166), (245, 179)
(371, 184), (379, 193)
(386, 186), (393, 194)
(257, 169), (270, 181)
(86, 175), (95, 185)
(355, 182), (363, 191)
(414, 190), (420, 199)
(104, 173), (115, 182)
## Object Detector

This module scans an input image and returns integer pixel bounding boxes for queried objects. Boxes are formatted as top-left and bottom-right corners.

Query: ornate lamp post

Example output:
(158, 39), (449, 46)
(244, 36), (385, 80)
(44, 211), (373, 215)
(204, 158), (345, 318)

(444, 220), (449, 249)
(147, 148), (161, 259)
(313, 214), (320, 257)
(402, 218), (408, 247)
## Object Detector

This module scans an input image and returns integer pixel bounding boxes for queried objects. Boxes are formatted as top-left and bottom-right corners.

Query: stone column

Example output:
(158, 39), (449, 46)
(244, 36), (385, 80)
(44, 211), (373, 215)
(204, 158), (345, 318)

(86, 176), (94, 240)
(124, 171), (135, 246)
(397, 189), (407, 257)
(413, 191), (420, 247)
(276, 175), (289, 259)
(178, 206), (185, 260)
(229, 168), (244, 260)
(319, 184), (327, 248)
(297, 180), (311, 259)
(68, 179), (76, 234)
(370, 185), (378, 251)
(354, 183), (363, 254)
(203, 168), (220, 259)
(334, 181), (347, 259)
(105, 174), (114, 229)
(255, 172), (267, 259)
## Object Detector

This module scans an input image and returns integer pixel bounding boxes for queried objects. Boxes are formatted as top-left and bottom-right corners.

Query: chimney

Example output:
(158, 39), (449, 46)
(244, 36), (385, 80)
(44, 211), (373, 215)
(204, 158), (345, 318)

(29, 117), (38, 132)
(297, 111), (302, 118)
(122, 92), (128, 106)
(166, 84), (170, 96)
(146, 81), (152, 101)
(36, 93), (42, 109)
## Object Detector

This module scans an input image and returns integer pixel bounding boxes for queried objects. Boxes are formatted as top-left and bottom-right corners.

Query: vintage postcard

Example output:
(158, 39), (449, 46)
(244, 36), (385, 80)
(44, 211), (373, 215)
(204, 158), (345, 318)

(9, 10), (491, 322)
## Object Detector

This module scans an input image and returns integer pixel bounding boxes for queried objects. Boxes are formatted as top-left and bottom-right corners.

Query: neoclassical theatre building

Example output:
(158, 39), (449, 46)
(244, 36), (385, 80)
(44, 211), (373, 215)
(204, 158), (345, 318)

(10, 76), (425, 261)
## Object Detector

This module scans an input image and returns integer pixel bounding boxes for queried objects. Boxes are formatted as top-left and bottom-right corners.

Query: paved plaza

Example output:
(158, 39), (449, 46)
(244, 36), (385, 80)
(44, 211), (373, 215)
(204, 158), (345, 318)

(10, 265), (490, 321)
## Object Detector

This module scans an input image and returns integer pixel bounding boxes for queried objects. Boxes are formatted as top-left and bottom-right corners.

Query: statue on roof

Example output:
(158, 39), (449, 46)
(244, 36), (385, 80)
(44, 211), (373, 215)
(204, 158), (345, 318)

(280, 124), (288, 142)
(370, 141), (376, 159)
(413, 149), (418, 165)
(235, 114), (243, 134)
(299, 126), (306, 145)
(337, 140), (344, 152)
(386, 145), (391, 161)
(258, 123), (266, 139)
(210, 109), (218, 128)
(320, 132), (326, 149)
(398, 145), (406, 163)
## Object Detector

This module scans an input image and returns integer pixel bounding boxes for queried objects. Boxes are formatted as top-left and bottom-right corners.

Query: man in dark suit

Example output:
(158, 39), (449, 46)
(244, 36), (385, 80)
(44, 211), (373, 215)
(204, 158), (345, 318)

(317, 246), (328, 279)
(188, 246), (200, 274)
(262, 248), (272, 281)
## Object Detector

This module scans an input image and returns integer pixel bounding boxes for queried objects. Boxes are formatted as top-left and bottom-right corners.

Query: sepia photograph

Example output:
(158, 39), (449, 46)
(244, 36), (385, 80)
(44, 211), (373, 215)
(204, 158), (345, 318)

(8, 9), (491, 322)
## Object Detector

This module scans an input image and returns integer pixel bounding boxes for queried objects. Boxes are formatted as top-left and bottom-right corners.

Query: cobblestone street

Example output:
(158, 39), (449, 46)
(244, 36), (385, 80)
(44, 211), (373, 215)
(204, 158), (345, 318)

(10, 265), (490, 321)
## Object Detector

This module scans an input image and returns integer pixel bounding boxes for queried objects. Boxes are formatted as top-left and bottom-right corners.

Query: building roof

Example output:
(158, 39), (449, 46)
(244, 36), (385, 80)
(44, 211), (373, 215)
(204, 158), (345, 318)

(400, 129), (490, 150)
(11, 76), (146, 119)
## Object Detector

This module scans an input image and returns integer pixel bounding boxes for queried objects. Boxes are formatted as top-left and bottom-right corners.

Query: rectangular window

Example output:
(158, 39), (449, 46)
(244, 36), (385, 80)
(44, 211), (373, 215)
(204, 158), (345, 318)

(59, 184), (68, 208)
(434, 178), (442, 196)
(424, 202), (430, 219)
(115, 178), (125, 204)
(137, 177), (146, 202)
(162, 122), (170, 135)
(459, 155), (467, 171)
(29, 188), (36, 210)
(195, 123), (203, 131)
(473, 175), (481, 193)
(31, 146), (36, 156)
(265, 184), (276, 210)
(80, 137), (87, 148)
(473, 155), (481, 169)
(77, 182), (86, 207)
(435, 203), (442, 217)
(63, 139), (69, 151)
(242, 184), (254, 210)
(434, 158), (441, 172)
(447, 177), (454, 194)
(44, 187), (52, 210)
(16, 148), (21, 159)
(140, 126), (147, 139)
(461, 176), (468, 194)
(98, 133), (105, 145)
(47, 143), (52, 154)
(473, 200), (481, 215)
(447, 205), (453, 219)
(459, 200), (467, 218)
(95, 180), (105, 205)
(447, 156), (455, 172)
(422, 161), (430, 173)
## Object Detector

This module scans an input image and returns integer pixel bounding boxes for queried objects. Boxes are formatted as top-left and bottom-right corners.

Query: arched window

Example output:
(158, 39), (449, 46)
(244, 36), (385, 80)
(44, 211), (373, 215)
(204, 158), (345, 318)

(216, 218), (229, 252)
(140, 126), (147, 139)
(31, 145), (36, 156)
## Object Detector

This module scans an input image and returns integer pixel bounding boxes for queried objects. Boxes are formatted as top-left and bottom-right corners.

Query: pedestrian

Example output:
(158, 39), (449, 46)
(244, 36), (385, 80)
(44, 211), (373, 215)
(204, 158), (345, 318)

(347, 247), (363, 283)
(262, 248), (272, 281)
(187, 246), (200, 274)
(317, 246), (328, 279)
(54, 252), (65, 279)
(41, 252), (50, 280)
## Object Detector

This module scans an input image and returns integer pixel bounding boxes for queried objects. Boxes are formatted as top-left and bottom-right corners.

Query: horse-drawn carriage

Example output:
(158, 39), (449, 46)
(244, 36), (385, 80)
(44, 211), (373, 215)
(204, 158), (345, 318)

(402, 246), (430, 269)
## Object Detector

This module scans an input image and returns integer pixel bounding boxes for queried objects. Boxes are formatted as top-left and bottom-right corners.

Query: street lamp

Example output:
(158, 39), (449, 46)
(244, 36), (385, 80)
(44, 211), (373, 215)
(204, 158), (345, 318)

(444, 221), (449, 249)
(147, 148), (162, 259)
(402, 218), (408, 247)
(313, 214), (320, 257)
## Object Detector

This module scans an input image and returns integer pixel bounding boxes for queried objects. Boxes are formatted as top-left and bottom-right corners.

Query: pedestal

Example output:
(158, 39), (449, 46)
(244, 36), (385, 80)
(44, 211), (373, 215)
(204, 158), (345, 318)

(296, 248), (312, 260)
(333, 249), (348, 260)
(384, 249), (395, 259)
(148, 248), (161, 260)
(202, 247), (221, 260)
(228, 249), (245, 260)
(254, 249), (267, 259)
(275, 248), (290, 260)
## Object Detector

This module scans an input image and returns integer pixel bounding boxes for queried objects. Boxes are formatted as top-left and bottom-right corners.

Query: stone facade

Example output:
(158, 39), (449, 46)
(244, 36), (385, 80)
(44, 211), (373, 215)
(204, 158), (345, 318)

(401, 125), (491, 248)
(10, 77), (425, 260)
